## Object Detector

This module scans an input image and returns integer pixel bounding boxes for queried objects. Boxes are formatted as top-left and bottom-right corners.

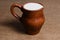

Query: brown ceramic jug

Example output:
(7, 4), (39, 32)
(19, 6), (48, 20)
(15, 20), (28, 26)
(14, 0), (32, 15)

(10, 2), (45, 35)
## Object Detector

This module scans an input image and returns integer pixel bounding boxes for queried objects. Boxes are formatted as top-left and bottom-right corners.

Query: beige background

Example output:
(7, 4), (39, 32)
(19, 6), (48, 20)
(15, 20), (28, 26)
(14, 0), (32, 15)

(0, 0), (60, 40)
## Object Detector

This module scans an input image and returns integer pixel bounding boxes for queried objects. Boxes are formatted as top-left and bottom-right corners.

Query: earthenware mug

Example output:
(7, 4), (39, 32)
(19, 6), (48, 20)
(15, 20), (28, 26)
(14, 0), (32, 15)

(10, 2), (45, 35)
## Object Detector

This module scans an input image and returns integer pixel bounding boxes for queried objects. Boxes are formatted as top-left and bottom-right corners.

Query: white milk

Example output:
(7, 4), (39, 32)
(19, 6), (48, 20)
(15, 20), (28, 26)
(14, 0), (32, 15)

(23, 3), (43, 11)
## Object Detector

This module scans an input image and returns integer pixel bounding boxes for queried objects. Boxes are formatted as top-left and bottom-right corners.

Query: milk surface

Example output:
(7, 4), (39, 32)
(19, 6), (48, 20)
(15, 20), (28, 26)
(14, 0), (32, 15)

(23, 3), (43, 11)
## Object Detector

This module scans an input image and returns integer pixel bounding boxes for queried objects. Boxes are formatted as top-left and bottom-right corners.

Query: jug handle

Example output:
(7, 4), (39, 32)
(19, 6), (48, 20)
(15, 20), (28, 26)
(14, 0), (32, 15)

(10, 3), (22, 20)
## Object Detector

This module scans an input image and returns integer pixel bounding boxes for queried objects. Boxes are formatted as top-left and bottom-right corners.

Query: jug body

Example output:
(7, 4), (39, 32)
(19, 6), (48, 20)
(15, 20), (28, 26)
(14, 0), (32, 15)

(20, 8), (45, 35)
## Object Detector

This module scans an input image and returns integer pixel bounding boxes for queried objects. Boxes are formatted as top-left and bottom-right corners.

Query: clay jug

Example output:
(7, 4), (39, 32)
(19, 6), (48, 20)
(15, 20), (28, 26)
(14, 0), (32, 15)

(10, 2), (45, 35)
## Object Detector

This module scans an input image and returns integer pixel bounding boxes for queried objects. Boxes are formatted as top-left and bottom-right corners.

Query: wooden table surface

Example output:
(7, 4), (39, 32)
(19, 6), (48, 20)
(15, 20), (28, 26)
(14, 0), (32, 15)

(0, 0), (60, 40)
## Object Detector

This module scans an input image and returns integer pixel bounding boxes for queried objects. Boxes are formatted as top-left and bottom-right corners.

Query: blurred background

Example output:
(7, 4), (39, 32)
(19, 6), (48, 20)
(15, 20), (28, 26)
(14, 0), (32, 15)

(0, 0), (60, 40)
